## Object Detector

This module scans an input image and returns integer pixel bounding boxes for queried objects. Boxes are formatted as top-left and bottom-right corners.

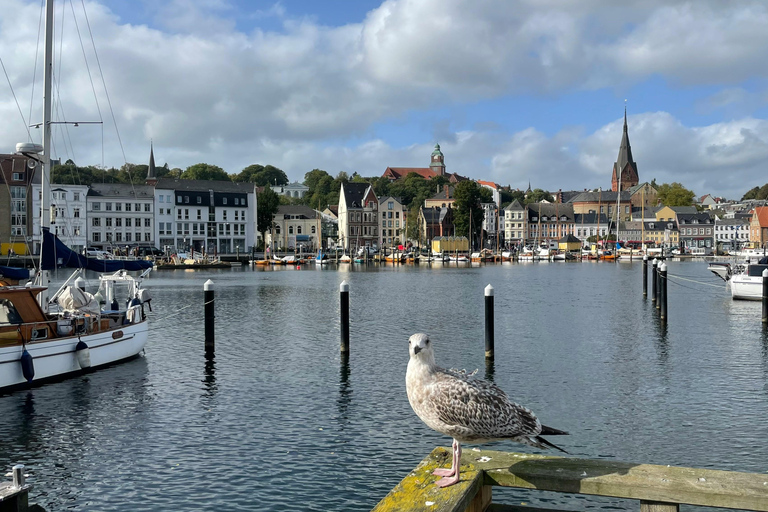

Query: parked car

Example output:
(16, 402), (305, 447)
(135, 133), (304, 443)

(84, 247), (110, 259)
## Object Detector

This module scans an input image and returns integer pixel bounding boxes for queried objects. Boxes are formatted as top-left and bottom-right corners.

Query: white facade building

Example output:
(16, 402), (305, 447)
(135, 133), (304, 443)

(714, 217), (750, 251)
(32, 183), (88, 253)
(272, 182), (309, 199)
(154, 178), (257, 255)
(86, 183), (155, 251)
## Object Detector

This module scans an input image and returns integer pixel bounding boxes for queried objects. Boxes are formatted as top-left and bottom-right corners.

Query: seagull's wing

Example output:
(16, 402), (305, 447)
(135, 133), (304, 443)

(429, 368), (541, 441)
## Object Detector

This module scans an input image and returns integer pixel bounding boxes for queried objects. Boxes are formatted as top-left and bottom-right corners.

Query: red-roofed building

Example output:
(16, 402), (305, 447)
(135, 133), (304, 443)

(383, 143), (446, 181)
(749, 206), (768, 248)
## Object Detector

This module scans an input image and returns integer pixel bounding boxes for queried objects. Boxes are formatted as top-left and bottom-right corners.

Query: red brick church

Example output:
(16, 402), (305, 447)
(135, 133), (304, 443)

(611, 108), (639, 192)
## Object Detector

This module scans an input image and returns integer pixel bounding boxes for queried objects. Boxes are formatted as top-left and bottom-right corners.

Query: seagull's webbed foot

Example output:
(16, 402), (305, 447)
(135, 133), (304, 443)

(435, 473), (461, 487)
(434, 439), (462, 486)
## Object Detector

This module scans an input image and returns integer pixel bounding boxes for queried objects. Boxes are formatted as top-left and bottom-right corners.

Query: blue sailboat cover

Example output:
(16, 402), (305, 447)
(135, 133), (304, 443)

(0, 265), (30, 280)
(42, 228), (153, 272)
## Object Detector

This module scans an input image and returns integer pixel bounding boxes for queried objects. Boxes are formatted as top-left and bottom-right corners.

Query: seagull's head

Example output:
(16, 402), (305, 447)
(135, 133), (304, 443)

(408, 332), (435, 365)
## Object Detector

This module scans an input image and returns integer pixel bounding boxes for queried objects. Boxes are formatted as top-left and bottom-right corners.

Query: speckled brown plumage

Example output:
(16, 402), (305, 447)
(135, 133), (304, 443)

(405, 332), (567, 486)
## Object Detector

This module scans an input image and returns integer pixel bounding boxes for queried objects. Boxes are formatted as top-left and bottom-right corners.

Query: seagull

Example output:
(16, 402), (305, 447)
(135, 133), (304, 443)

(405, 332), (568, 487)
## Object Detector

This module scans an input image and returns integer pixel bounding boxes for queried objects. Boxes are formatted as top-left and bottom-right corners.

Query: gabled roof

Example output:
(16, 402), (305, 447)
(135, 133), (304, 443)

(568, 190), (630, 203)
(383, 167), (437, 180)
(753, 206), (768, 227)
(421, 206), (442, 224)
(504, 199), (524, 211)
(275, 205), (317, 219)
(341, 182), (373, 208)
(669, 206), (698, 214)
(573, 213), (609, 225)
(477, 180), (499, 190)
(89, 183), (154, 198)
(527, 203), (575, 220)
(558, 234), (581, 243)
(677, 212), (713, 224)
(155, 178), (253, 193)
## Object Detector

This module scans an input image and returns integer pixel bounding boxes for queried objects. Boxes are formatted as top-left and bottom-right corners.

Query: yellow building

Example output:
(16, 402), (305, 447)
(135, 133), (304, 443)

(432, 236), (469, 254)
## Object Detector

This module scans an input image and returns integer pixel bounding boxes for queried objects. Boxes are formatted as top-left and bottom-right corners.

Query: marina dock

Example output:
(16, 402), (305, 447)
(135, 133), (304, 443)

(373, 448), (768, 512)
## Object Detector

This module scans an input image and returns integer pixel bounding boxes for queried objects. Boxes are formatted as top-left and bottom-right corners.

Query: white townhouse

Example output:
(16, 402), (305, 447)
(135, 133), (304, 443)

(31, 183), (89, 254)
(272, 182), (309, 200)
(504, 200), (526, 246)
(266, 205), (321, 251)
(714, 217), (750, 252)
(86, 183), (155, 250)
(153, 178), (258, 255)
(378, 196), (405, 248)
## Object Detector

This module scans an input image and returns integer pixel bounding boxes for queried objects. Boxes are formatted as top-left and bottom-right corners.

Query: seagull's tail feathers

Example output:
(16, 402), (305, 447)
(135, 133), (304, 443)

(535, 435), (569, 454)
(540, 424), (568, 436)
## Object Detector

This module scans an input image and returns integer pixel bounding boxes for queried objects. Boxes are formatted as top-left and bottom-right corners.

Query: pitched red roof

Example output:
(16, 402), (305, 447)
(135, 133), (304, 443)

(382, 167), (438, 180)
(754, 206), (768, 227)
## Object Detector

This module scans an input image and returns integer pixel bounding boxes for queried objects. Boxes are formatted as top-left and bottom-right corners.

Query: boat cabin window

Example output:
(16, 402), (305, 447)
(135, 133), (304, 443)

(747, 265), (768, 277)
(0, 299), (22, 324)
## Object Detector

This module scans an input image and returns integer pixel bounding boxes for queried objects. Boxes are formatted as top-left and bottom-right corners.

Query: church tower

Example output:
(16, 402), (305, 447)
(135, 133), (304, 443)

(611, 108), (639, 192)
(146, 141), (157, 186)
(429, 143), (446, 176)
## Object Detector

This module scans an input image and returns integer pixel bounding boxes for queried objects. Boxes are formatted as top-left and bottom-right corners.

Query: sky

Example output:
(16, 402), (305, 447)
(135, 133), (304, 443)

(1, 0), (767, 200)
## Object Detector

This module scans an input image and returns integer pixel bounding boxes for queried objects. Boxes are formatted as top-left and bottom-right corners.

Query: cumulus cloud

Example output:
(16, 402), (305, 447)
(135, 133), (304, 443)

(0, 0), (765, 200)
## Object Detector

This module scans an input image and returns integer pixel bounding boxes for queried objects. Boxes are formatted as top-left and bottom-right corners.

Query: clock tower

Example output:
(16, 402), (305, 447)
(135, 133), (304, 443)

(429, 143), (445, 176)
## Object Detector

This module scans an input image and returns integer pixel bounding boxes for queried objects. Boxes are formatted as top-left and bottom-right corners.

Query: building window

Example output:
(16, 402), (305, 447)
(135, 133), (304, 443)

(197, 197), (202, 204)
(145, 218), (151, 227)
(105, 202), (112, 211)
(12, 172), (24, 181)
(184, 196), (190, 204)
(93, 218), (101, 227)
(126, 233), (132, 242)
(73, 208), (80, 218)
(177, 195), (182, 204)
(106, 218), (112, 227)
(297, 226), (302, 234)
(388, 202), (394, 210)
(145, 233), (151, 242)
(92, 202), (100, 211)
(311, 226), (316, 234)
(93, 232), (101, 242)
(223, 198), (228, 205)
(126, 203), (132, 212)
(144, 203), (151, 212)
(116, 218), (122, 227)
(115, 203), (122, 211)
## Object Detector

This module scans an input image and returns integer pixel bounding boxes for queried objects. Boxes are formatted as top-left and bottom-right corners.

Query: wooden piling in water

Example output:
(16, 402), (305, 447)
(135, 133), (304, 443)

(763, 269), (768, 324)
(484, 284), (494, 360)
(660, 262), (668, 321)
(643, 255), (648, 297)
(204, 279), (215, 352)
(340, 280), (349, 353)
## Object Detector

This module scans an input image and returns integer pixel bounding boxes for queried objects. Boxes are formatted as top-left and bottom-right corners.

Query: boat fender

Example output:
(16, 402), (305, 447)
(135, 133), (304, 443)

(139, 289), (152, 312)
(75, 340), (91, 369)
(20, 349), (34, 382)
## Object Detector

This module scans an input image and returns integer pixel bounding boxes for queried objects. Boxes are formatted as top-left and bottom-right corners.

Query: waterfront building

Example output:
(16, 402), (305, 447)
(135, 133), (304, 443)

(619, 220), (678, 247)
(626, 182), (657, 211)
(0, 154), (37, 255)
(569, 190), (631, 228)
(573, 213), (610, 246)
(749, 206), (768, 249)
(677, 212), (714, 253)
(481, 202), (499, 247)
(611, 108), (639, 192)
(379, 196), (406, 248)
(272, 182), (309, 200)
(526, 203), (575, 247)
(425, 185), (456, 209)
(87, 183), (155, 252)
(504, 200), (526, 246)
(419, 206), (455, 244)
(267, 205), (320, 251)
(338, 182), (378, 252)
(477, 180), (501, 206)
(714, 217), (750, 252)
(153, 178), (257, 255)
(319, 207), (339, 249)
(31, 183), (88, 254)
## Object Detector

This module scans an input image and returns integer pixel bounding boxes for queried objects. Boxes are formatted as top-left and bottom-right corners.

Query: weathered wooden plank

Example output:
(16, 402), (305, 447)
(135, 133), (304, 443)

(485, 505), (571, 512)
(640, 500), (679, 512)
(471, 450), (768, 511)
(372, 447), (485, 512)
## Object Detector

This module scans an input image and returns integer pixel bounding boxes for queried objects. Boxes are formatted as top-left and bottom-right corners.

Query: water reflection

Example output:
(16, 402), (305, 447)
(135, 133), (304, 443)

(652, 312), (669, 366)
(338, 352), (352, 421)
(203, 352), (217, 398)
(484, 358), (495, 383)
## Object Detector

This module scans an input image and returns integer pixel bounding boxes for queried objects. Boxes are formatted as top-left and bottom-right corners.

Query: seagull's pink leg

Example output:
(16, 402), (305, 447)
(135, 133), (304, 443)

(435, 440), (462, 487)
(432, 439), (458, 477)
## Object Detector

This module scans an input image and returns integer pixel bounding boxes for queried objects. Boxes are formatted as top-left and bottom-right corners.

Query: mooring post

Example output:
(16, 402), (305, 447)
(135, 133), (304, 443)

(642, 255), (648, 297)
(485, 284), (494, 360)
(340, 280), (350, 353)
(762, 269), (768, 324)
(204, 279), (215, 352)
(651, 258), (658, 302)
(660, 263), (668, 321)
(656, 258), (663, 311)
(12, 464), (25, 488)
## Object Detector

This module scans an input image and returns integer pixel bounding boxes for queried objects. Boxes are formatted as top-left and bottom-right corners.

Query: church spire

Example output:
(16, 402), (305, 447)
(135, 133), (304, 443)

(611, 107), (638, 192)
(146, 141), (158, 186)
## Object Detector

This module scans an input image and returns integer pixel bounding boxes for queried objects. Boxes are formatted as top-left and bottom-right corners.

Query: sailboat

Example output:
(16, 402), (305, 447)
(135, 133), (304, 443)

(0, 0), (154, 393)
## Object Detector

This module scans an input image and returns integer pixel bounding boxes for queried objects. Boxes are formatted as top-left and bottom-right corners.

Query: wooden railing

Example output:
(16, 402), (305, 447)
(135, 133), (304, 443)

(372, 448), (768, 512)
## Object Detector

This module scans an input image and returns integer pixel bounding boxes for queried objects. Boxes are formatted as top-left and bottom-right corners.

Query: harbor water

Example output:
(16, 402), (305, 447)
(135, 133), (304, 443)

(1, 260), (767, 511)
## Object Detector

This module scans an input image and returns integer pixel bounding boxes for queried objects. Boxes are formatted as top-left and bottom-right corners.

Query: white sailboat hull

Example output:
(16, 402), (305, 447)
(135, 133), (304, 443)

(730, 276), (763, 301)
(0, 319), (148, 392)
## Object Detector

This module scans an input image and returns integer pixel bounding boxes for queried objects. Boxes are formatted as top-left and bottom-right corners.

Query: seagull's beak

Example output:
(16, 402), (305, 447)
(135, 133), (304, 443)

(413, 346), (422, 355)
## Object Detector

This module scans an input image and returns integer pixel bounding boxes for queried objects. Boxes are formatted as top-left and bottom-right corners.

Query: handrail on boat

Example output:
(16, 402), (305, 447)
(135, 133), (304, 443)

(372, 447), (768, 512)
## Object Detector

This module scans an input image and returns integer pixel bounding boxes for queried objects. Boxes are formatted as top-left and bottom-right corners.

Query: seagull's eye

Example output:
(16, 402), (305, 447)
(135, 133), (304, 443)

(425, 339), (430, 345)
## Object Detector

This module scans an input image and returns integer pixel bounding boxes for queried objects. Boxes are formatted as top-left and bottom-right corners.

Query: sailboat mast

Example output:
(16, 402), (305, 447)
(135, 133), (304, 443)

(42, 0), (54, 233)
